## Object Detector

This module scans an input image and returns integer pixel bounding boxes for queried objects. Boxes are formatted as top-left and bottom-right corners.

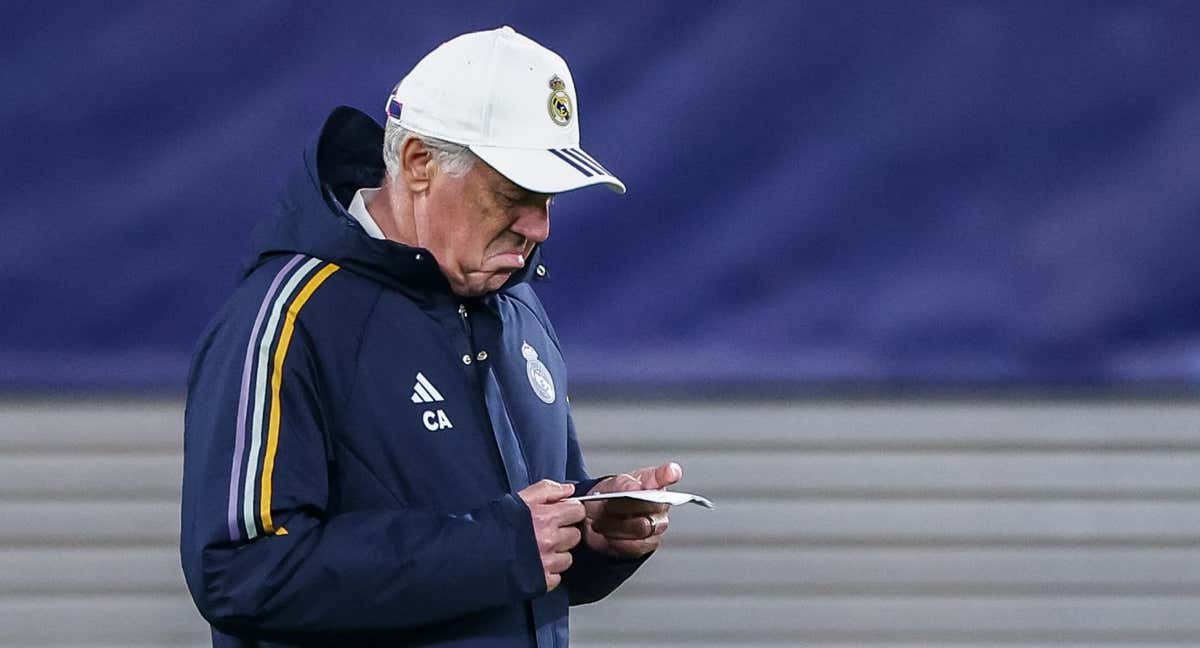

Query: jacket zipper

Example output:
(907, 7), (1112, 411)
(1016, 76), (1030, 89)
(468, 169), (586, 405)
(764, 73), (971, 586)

(458, 303), (472, 338)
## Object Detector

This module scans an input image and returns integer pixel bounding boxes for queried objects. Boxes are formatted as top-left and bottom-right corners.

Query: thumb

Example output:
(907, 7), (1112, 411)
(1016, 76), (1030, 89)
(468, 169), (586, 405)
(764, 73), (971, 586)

(522, 479), (574, 504)
(641, 462), (682, 490)
(596, 472), (642, 494)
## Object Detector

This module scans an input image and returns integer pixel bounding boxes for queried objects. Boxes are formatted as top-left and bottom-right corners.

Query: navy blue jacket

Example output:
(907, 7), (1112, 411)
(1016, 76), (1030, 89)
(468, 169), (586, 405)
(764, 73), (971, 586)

(181, 107), (646, 647)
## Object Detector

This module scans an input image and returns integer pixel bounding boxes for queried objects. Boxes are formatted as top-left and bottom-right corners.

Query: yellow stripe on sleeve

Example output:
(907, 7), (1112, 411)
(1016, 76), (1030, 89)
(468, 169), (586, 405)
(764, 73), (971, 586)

(259, 262), (340, 534)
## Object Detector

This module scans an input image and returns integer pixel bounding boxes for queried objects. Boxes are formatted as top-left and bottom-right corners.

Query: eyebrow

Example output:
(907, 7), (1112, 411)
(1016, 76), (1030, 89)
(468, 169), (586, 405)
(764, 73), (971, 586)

(495, 181), (550, 203)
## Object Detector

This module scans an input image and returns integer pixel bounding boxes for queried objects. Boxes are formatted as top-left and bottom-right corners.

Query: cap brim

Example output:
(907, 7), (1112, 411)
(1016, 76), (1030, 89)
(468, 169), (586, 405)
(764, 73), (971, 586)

(469, 145), (626, 194)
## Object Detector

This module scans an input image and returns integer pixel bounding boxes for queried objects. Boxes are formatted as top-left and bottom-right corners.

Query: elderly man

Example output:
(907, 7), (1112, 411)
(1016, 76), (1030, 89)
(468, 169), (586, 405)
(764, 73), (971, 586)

(181, 25), (681, 647)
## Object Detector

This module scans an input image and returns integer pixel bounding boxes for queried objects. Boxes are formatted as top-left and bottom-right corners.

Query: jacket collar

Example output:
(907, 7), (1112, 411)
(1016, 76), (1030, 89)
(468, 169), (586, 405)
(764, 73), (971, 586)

(246, 106), (543, 303)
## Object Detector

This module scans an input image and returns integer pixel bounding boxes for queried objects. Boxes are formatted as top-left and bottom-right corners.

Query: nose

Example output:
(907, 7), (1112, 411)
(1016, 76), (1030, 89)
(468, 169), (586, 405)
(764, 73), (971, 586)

(512, 202), (550, 244)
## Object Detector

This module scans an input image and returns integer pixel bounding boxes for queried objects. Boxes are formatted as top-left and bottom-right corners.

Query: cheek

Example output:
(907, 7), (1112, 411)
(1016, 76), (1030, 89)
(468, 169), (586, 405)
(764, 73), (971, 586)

(427, 191), (476, 247)
(426, 176), (515, 269)
(449, 209), (502, 268)
(474, 208), (515, 249)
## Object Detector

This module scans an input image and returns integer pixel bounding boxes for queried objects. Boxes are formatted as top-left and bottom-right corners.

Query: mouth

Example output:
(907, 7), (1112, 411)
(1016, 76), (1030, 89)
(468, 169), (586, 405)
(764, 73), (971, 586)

(491, 237), (530, 265)
(489, 250), (526, 271)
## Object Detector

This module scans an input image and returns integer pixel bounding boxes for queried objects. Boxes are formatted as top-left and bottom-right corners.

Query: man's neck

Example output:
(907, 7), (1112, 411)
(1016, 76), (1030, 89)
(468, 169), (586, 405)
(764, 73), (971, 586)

(365, 184), (418, 246)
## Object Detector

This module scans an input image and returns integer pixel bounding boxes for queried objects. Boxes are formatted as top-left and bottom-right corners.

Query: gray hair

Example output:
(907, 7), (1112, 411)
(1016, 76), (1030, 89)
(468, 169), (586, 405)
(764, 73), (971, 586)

(382, 122), (476, 179)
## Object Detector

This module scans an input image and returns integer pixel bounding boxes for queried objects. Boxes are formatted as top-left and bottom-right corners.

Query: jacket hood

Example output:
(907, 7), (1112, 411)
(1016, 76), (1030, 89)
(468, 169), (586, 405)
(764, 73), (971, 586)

(245, 106), (542, 296)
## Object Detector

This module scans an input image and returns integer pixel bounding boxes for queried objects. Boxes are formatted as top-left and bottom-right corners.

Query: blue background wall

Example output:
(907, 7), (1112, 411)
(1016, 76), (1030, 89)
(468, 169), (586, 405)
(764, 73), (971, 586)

(4, 1), (1200, 394)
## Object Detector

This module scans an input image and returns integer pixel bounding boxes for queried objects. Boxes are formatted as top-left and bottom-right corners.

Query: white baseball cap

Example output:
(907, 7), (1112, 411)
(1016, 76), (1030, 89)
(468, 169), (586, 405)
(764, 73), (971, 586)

(385, 26), (626, 194)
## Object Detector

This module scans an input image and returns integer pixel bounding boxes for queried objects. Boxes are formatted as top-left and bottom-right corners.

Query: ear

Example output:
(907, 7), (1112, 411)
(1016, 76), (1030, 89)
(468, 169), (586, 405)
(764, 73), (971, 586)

(400, 136), (433, 194)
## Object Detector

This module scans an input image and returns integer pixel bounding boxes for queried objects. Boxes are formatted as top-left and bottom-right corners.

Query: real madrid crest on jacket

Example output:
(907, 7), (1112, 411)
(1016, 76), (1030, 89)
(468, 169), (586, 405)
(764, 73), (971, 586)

(523, 342), (556, 404)
(180, 106), (646, 647)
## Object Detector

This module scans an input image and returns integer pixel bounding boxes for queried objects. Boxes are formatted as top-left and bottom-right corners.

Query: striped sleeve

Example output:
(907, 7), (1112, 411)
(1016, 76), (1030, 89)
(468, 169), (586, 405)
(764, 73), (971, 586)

(226, 254), (339, 541)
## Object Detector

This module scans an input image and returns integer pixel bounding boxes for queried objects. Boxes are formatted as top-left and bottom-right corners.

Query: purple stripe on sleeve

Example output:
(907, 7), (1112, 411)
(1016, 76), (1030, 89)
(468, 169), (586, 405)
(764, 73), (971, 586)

(227, 254), (305, 541)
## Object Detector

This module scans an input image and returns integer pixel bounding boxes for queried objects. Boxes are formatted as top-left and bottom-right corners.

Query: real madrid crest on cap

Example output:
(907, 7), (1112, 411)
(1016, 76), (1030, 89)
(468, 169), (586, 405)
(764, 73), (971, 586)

(522, 341), (556, 404)
(547, 75), (572, 127)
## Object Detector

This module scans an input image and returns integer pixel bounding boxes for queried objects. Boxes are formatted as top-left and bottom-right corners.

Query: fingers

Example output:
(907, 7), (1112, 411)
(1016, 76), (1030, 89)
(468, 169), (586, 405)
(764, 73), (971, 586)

(591, 472), (642, 494)
(659, 462), (683, 487)
(537, 520), (583, 551)
(530, 499), (585, 539)
(602, 498), (669, 516)
(519, 479), (576, 505)
(544, 547), (574, 574)
(554, 499), (586, 526)
(552, 525), (582, 552)
(522, 480), (588, 593)
(543, 529), (577, 593)
(584, 461), (685, 500)
(531, 499), (582, 593)
(582, 473), (646, 519)
(630, 461), (683, 490)
(605, 535), (663, 557)
(591, 511), (669, 540)
(587, 515), (668, 559)
(590, 514), (641, 539)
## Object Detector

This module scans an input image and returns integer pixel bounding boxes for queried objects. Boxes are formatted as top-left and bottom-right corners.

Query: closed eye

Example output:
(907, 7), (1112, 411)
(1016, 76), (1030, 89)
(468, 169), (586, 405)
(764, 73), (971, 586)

(491, 178), (553, 207)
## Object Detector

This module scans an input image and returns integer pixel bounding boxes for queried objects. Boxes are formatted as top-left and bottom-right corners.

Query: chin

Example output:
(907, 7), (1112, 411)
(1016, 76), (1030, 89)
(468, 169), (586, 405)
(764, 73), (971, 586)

(451, 270), (514, 297)
(485, 274), (513, 293)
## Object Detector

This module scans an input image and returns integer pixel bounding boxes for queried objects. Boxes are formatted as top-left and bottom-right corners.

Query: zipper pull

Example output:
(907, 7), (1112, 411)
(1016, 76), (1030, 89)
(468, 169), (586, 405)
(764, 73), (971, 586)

(458, 303), (472, 337)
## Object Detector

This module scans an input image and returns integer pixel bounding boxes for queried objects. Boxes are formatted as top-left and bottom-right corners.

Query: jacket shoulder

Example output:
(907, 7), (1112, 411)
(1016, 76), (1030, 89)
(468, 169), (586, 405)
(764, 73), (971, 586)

(189, 255), (381, 392)
(231, 254), (380, 331)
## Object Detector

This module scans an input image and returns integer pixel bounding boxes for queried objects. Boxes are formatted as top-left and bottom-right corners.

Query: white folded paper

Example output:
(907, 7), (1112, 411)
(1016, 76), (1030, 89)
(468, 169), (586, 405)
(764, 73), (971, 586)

(571, 489), (715, 509)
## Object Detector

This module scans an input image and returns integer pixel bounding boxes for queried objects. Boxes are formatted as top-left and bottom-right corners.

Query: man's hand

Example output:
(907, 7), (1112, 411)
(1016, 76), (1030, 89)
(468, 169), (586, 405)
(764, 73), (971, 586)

(518, 479), (586, 592)
(582, 462), (683, 559)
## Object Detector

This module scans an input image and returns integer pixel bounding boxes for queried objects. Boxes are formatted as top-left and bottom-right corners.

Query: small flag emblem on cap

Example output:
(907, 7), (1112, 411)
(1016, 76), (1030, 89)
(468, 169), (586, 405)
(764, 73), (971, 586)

(387, 97), (403, 120)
